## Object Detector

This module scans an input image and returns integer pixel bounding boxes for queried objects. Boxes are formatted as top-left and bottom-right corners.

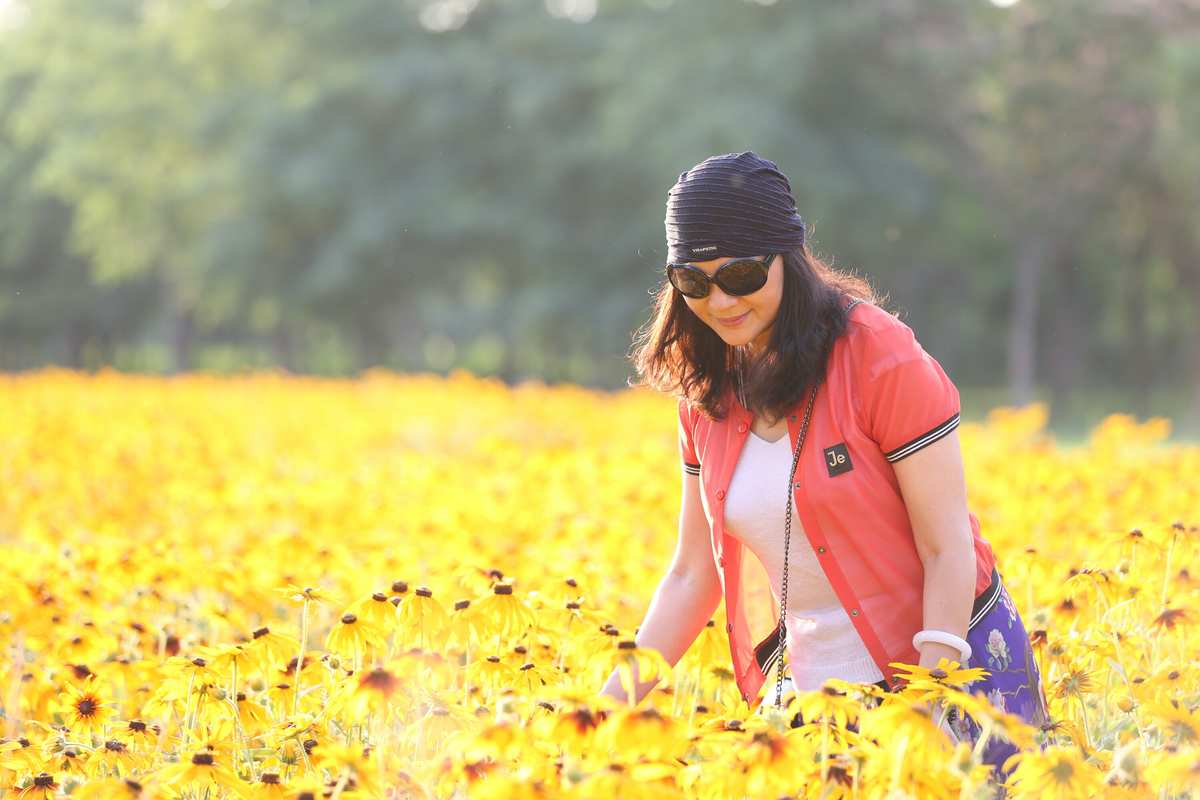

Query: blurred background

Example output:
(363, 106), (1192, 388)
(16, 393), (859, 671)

(0, 0), (1197, 439)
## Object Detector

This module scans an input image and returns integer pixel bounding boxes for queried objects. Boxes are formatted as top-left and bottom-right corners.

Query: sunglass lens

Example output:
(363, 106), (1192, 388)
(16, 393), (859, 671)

(719, 259), (769, 295)
(668, 267), (709, 298)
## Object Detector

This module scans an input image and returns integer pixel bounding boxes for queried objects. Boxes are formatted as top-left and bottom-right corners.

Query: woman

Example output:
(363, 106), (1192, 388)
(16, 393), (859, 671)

(599, 151), (1049, 776)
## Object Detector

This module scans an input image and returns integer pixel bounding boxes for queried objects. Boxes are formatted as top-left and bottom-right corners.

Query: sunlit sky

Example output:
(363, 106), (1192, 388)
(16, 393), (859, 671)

(0, 0), (26, 27)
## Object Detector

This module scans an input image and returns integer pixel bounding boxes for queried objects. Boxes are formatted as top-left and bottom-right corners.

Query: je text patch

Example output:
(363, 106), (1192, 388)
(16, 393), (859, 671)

(823, 443), (853, 477)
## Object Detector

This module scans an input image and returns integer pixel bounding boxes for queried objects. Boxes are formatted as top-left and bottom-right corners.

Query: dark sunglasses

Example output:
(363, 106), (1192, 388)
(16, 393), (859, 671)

(665, 254), (774, 299)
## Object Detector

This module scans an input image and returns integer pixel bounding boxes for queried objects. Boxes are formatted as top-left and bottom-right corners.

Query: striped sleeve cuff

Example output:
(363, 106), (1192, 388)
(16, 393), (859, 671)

(682, 461), (701, 476)
(883, 413), (960, 462)
(755, 621), (784, 675)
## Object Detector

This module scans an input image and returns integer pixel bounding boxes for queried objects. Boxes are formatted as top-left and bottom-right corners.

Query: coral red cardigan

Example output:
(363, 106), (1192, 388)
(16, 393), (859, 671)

(678, 298), (997, 708)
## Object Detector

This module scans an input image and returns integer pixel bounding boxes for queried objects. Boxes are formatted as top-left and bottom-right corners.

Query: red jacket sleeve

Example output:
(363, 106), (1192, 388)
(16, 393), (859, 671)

(678, 398), (700, 476)
(854, 316), (961, 463)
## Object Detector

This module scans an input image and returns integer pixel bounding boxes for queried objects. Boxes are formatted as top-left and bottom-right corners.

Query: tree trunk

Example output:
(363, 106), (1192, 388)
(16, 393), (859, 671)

(1128, 238), (1155, 419)
(64, 319), (88, 369)
(171, 307), (194, 374)
(1008, 234), (1048, 407)
(1045, 246), (1087, 418)
(272, 322), (295, 373)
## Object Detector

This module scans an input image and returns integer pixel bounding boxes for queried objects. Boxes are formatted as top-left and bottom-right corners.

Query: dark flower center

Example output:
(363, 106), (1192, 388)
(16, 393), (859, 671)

(360, 668), (398, 693)
(34, 774), (55, 788)
(261, 773), (281, 784)
(76, 698), (98, 716)
(192, 752), (215, 765)
(253, 627), (270, 638)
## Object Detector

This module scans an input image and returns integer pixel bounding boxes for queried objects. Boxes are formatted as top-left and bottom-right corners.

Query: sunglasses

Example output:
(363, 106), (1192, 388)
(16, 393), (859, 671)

(665, 254), (774, 299)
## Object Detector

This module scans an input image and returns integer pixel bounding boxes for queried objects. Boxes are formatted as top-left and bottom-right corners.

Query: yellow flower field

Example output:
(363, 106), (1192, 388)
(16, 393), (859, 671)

(0, 368), (1196, 799)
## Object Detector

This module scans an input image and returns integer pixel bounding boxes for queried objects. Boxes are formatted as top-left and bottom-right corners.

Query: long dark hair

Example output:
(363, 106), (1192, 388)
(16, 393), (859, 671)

(629, 243), (886, 422)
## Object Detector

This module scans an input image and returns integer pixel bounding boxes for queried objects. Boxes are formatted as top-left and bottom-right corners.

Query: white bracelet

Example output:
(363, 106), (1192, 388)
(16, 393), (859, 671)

(912, 629), (972, 663)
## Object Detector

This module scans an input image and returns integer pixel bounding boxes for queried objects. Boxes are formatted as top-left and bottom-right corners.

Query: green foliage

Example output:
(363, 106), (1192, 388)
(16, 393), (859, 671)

(0, 0), (1197, 431)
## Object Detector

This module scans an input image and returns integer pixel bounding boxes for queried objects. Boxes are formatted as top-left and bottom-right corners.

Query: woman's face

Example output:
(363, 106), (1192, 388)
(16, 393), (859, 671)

(681, 254), (783, 355)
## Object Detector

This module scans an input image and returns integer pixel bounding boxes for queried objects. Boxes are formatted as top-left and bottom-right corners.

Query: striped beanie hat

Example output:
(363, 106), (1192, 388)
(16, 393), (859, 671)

(665, 151), (807, 263)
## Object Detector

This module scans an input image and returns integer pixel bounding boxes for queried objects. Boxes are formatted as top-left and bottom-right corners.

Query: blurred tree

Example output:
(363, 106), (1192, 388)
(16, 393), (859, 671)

(0, 0), (1196, 432)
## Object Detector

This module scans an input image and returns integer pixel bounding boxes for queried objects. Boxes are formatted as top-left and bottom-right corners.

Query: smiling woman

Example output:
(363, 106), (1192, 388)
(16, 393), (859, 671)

(605, 150), (1049, 786)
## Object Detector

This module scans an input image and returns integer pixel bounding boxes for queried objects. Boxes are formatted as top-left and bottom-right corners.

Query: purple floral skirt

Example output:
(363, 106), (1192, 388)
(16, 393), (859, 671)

(941, 566), (1051, 780)
(761, 567), (1050, 786)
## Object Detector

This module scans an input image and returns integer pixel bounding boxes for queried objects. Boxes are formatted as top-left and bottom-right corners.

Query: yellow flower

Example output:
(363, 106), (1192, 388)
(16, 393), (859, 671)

(44, 744), (91, 779)
(324, 612), (387, 664)
(472, 583), (535, 643)
(340, 665), (403, 722)
(313, 742), (382, 798)
(1145, 698), (1200, 746)
(1051, 666), (1097, 700)
(1144, 746), (1200, 795)
(541, 705), (604, 752)
(688, 618), (728, 668)
(242, 771), (290, 799)
(155, 750), (246, 795)
(443, 598), (485, 652)
(199, 642), (255, 684)
(72, 776), (156, 799)
(395, 585), (450, 649)
(794, 681), (864, 729)
(246, 626), (300, 676)
(732, 728), (808, 797)
(13, 772), (61, 800)
(113, 719), (161, 751)
(86, 737), (141, 778)
(274, 584), (336, 605)
(858, 698), (956, 759)
(232, 691), (273, 737)
(0, 736), (43, 776)
(56, 680), (114, 737)
(466, 655), (518, 695)
(1002, 745), (1106, 799)
(345, 591), (398, 633)
(596, 705), (686, 761)
(888, 657), (990, 699)
(513, 660), (556, 695)
(590, 639), (671, 704)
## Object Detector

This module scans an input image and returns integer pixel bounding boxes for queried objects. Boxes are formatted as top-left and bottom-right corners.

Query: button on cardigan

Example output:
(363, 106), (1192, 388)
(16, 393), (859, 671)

(677, 297), (997, 708)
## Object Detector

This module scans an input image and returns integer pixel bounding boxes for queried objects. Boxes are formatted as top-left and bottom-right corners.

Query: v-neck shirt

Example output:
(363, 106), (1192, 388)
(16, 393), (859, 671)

(724, 428), (885, 689)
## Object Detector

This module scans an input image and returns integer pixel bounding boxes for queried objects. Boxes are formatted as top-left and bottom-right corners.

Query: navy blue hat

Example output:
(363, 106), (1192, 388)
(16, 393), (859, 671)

(665, 151), (807, 263)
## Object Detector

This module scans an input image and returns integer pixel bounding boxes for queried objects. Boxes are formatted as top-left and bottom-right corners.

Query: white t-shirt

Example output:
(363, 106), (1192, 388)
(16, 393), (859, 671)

(724, 429), (885, 690)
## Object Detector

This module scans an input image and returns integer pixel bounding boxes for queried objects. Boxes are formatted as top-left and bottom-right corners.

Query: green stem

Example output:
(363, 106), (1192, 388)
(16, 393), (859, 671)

(293, 598), (310, 719)
(1075, 691), (1093, 752)
(1160, 530), (1177, 607)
